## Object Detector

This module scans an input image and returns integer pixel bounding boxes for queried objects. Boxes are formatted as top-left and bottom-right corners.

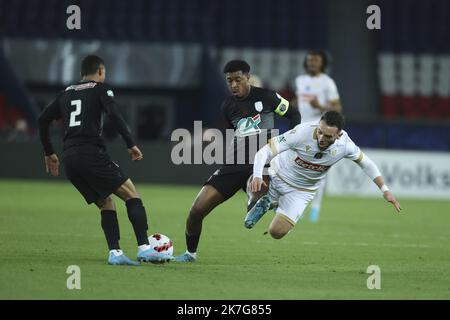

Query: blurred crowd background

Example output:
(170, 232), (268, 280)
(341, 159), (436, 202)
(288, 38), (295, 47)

(0, 0), (449, 152)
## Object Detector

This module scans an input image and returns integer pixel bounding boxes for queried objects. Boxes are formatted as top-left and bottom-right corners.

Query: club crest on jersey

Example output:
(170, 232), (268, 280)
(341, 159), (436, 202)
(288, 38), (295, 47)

(254, 101), (263, 112)
(331, 149), (337, 157)
(107, 90), (114, 97)
(236, 114), (261, 137)
(305, 145), (311, 152)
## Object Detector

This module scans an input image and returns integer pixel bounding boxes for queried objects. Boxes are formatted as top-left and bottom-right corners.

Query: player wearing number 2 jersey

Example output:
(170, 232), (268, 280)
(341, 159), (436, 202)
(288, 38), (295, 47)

(37, 55), (171, 265)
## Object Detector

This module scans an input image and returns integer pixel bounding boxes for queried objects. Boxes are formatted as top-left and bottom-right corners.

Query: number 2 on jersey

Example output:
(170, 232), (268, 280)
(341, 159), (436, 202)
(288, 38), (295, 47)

(69, 100), (82, 127)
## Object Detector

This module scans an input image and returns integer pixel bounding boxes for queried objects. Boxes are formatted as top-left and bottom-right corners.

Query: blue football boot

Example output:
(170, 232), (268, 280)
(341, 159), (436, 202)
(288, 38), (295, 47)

(137, 248), (172, 264)
(309, 207), (320, 223)
(108, 251), (140, 266)
(174, 252), (197, 262)
(244, 195), (272, 229)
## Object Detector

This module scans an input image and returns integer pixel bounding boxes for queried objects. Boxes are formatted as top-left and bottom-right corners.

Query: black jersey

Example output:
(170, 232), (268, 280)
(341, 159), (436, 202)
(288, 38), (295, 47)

(221, 86), (299, 169)
(38, 80), (135, 156)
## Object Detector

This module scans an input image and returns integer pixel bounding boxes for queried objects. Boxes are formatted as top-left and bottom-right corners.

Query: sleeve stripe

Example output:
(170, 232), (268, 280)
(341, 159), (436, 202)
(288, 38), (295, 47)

(268, 138), (278, 155)
(354, 152), (364, 163)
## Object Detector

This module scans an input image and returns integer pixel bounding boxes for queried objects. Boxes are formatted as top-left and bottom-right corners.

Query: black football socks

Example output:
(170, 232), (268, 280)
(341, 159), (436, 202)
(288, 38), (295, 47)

(126, 198), (149, 246)
(186, 232), (201, 253)
(100, 210), (121, 250)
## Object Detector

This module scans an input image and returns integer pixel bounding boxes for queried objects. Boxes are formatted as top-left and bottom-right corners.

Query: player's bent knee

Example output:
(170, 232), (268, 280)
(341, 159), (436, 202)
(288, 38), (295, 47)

(96, 196), (116, 211)
(115, 179), (140, 201)
(189, 204), (207, 220)
(268, 216), (293, 239)
(268, 228), (287, 239)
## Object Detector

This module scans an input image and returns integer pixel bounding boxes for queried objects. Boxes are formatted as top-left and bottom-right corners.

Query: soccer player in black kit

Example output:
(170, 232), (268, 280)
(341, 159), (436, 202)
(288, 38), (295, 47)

(175, 60), (300, 262)
(38, 55), (172, 265)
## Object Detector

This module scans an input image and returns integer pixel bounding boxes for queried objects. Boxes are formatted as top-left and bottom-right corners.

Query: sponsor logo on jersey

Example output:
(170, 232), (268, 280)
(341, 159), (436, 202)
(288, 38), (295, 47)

(236, 114), (261, 137)
(254, 101), (263, 112)
(277, 136), (286, 143)
(65, 82), (97, 91)
(294, 156), (330, 172)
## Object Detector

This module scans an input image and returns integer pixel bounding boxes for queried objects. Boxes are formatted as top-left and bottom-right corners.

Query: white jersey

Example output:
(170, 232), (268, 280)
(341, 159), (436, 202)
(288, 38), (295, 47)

(268, 122), (362, 191)
(295, 73), (340, 123)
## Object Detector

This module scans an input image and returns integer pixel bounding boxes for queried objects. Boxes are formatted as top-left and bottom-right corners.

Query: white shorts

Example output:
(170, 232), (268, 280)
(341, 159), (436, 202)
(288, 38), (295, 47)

(267, 174), (316, 225)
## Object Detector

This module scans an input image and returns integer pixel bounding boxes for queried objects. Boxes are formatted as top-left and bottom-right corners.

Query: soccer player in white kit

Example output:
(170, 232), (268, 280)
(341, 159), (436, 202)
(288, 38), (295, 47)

(244, 111), (401, 239)
(294, 51), (342, 222)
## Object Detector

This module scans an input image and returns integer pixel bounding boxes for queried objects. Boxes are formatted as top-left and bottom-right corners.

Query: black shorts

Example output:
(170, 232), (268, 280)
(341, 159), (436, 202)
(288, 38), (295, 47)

(204, 165), (253, 201)
(63, 149), (128, 204)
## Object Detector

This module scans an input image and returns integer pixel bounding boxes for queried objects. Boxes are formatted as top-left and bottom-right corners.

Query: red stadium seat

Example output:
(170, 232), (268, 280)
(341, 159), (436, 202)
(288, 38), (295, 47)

(381, 95), (398, 118)
(435, 97), (450, 118)
(399, 96), (419, 118)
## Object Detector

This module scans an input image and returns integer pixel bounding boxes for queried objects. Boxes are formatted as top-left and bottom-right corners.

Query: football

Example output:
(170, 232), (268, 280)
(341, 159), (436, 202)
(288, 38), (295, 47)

(148, 233), (174, 256)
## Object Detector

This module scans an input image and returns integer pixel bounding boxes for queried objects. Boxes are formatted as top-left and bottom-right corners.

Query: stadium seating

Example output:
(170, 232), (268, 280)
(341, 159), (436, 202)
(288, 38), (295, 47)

(0, 0), (448, 147)
(377, 0), (450, 119)
(0, 0), (327, 48)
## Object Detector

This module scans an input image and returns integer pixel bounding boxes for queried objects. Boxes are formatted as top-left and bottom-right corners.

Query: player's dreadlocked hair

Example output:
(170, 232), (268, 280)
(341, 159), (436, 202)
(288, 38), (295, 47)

(303, 50), (329, 72)
(321, 111), (345, 131)
(223, 60), (250, 74)
(81, 55), (105, 76)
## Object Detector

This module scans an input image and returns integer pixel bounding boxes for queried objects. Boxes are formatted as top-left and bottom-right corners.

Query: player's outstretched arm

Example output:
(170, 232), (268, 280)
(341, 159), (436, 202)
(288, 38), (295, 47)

(354, 153), (402, 213)
(373, 176), (402, 212)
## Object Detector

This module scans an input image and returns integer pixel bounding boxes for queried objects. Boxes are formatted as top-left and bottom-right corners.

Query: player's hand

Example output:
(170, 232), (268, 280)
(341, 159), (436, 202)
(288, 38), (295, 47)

(128, 146), (143, 161)
(310, 97), (322, 110)
(44, 154), (60, 177)
(383, 191), (402, 213)
(250, 177), (267, 193)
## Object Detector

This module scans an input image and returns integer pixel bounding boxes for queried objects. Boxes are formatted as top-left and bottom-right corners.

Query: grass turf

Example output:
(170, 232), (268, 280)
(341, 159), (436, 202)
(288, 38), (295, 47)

(0, 179), (449, 299)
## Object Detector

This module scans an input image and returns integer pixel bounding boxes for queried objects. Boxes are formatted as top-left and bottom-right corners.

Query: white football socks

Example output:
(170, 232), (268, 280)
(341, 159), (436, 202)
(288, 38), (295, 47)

(138, 244), (152, 252)
(110, 249), (123, 256)
(186, 251), (197, 258)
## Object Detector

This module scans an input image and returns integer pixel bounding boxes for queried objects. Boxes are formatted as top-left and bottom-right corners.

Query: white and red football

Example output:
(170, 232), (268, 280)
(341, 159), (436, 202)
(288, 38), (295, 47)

(148, 233), (174, 256)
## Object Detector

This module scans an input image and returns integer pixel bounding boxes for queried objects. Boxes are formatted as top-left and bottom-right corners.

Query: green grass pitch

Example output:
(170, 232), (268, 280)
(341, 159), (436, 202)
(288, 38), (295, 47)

(0, 179), (449, 299)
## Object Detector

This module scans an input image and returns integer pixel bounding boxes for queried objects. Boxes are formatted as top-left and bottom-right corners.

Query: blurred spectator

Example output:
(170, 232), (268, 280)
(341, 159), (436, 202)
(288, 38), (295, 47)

(249, 74), (263, 88)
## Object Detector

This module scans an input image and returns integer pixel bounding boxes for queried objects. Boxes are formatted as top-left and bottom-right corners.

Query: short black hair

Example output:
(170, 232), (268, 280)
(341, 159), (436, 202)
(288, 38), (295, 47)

(223, 60), (250, 74)
(320, 111), (345, 131)
(303, 50), (329, 72)
(81, 55), (104, 76)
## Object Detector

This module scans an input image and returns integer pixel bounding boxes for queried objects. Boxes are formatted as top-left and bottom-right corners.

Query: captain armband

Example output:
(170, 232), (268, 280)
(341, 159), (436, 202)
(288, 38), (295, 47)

(274, 94), (290, 116)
